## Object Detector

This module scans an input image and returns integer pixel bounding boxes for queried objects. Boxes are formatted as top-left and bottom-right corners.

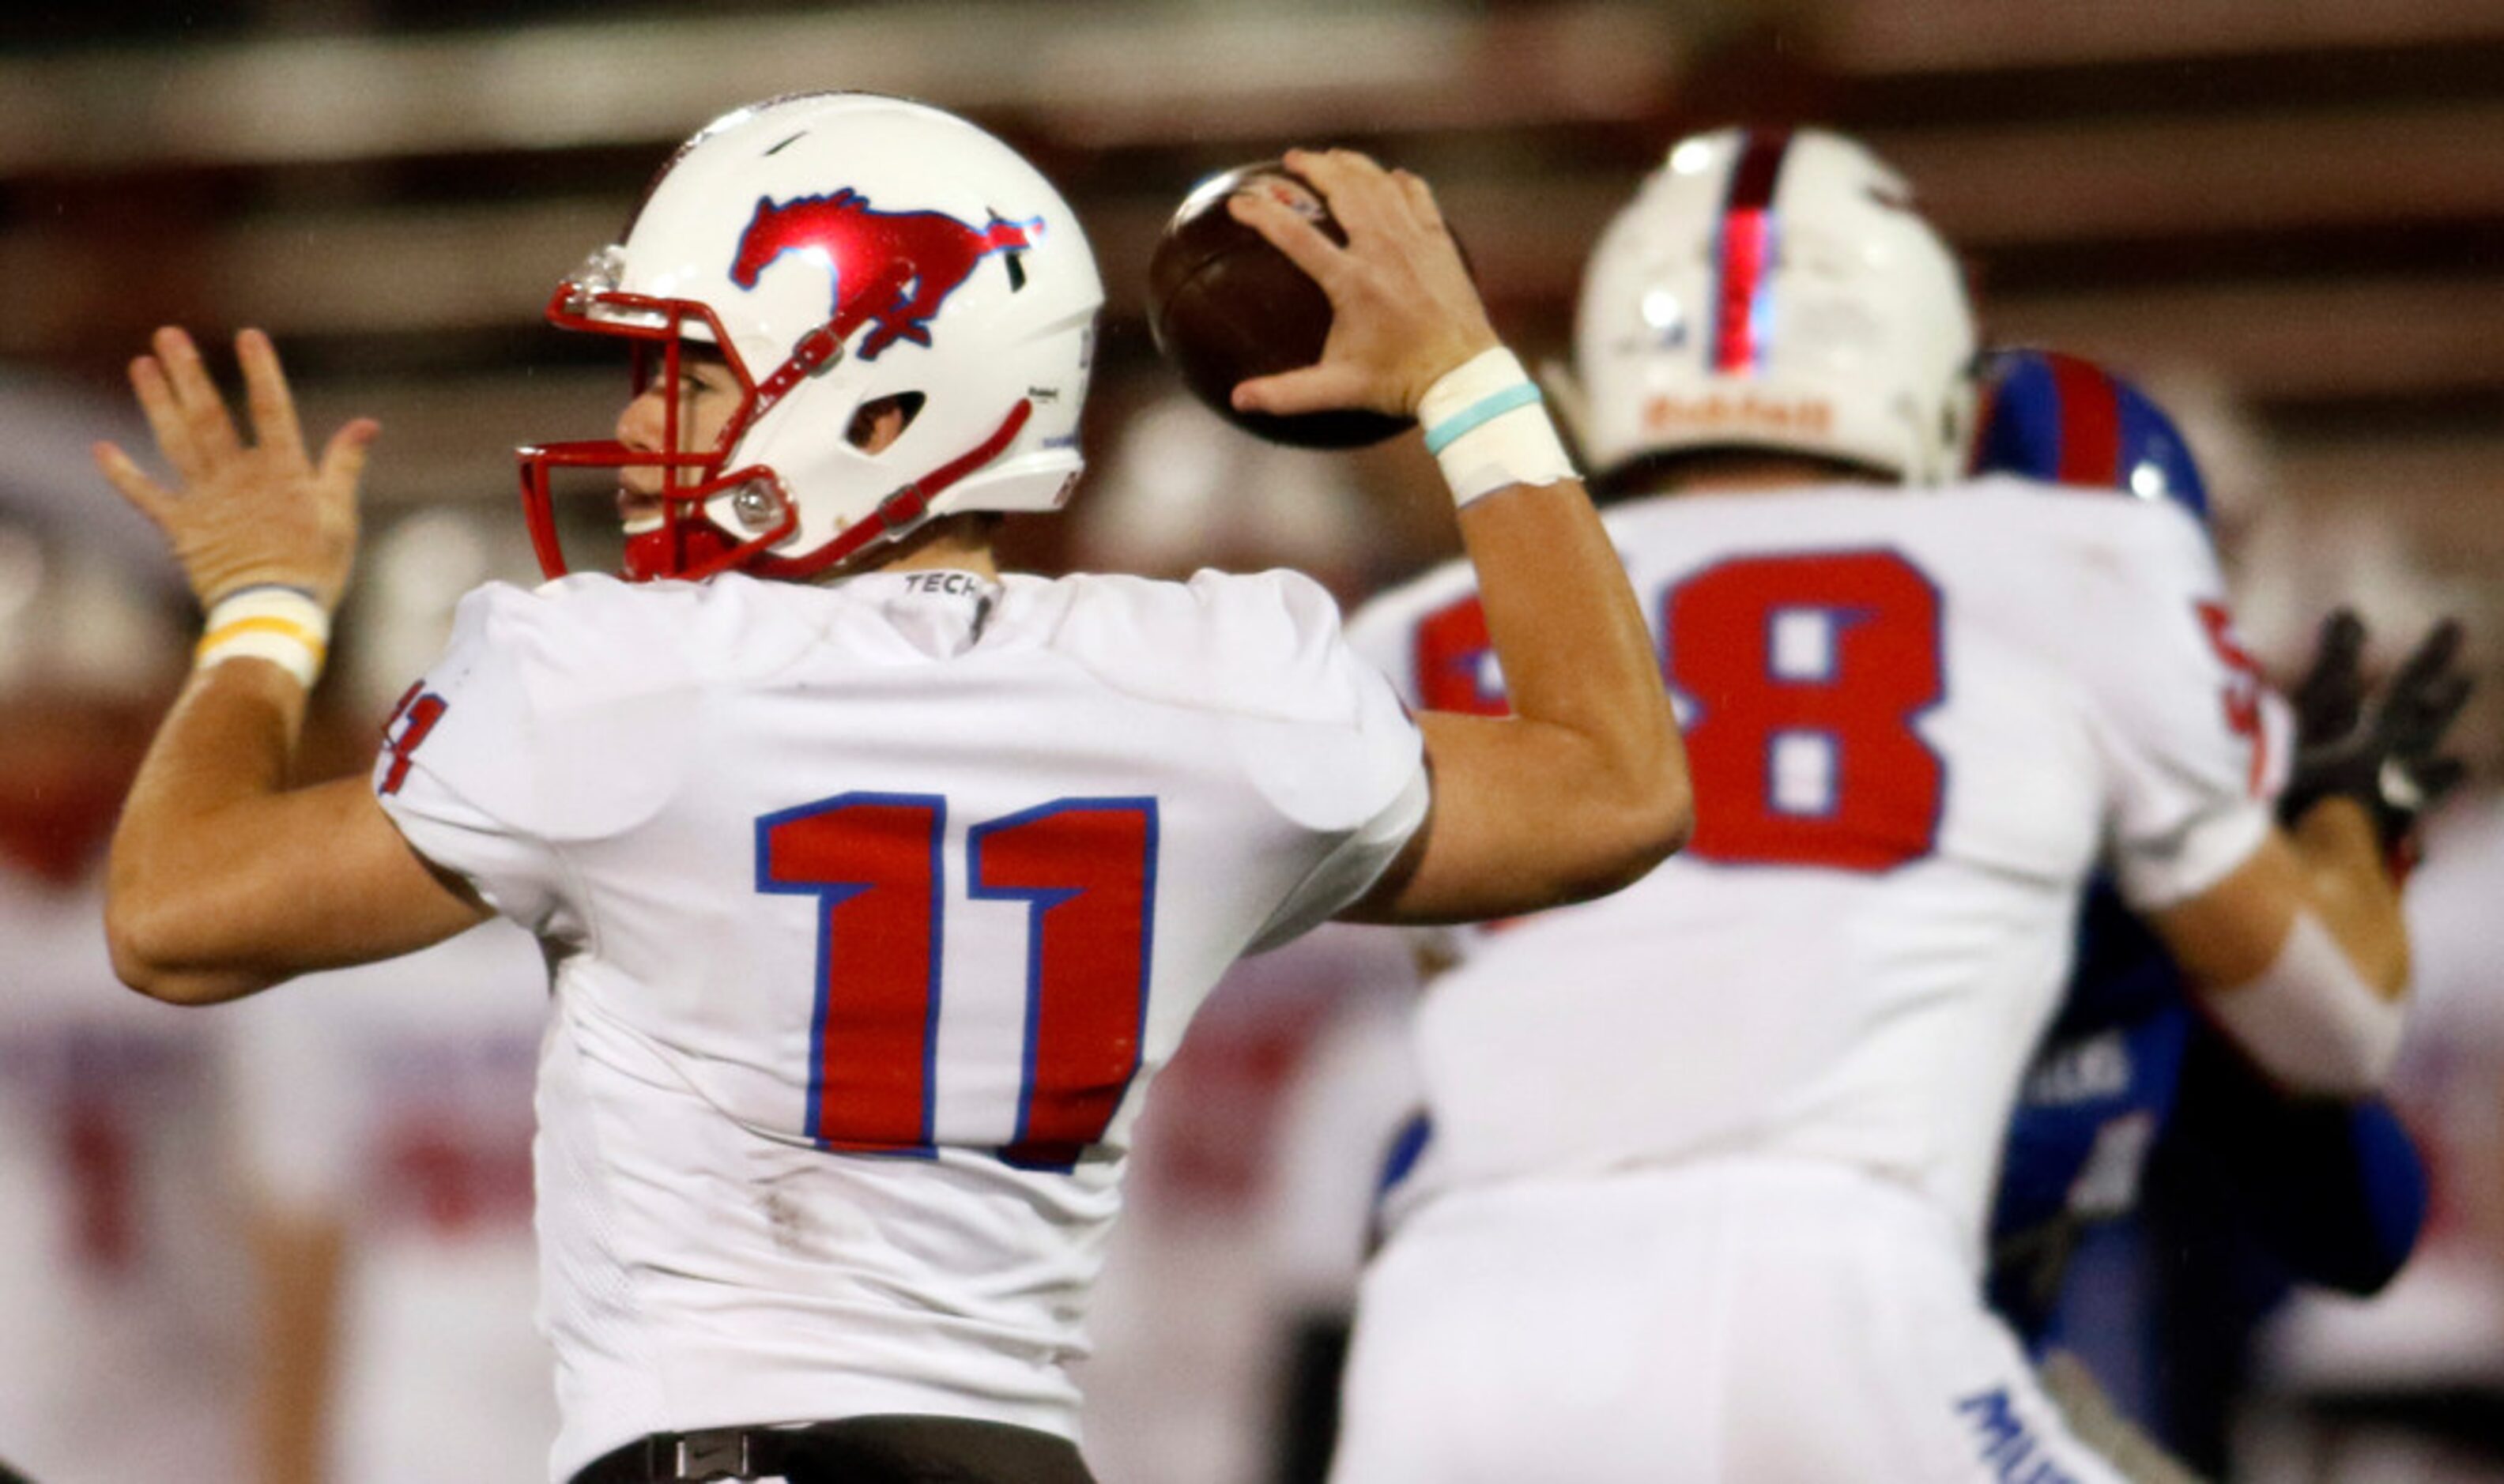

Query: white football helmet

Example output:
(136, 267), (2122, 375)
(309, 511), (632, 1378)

(521, 92), (1103, 582)
(1572, 126), (1976, 488)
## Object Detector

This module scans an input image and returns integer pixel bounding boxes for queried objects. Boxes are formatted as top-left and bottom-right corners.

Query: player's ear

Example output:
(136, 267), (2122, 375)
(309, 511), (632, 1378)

(847, 394), (925, 454)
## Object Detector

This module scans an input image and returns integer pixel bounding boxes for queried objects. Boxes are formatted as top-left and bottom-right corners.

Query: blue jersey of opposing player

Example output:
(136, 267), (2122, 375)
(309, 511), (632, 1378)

(1974, 348), (2427, 1344)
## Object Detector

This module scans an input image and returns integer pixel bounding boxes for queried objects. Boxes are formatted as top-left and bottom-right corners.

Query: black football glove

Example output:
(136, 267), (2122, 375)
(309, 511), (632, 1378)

(2278, 608), (2473, 852)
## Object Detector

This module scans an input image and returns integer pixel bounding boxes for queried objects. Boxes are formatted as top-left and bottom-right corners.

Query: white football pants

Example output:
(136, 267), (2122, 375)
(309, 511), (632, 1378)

(1330, 1158), (2129, 1483)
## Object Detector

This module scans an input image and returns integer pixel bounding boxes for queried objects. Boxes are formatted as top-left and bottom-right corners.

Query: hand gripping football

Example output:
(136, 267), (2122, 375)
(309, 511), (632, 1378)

(1146, 161), (1415, 450)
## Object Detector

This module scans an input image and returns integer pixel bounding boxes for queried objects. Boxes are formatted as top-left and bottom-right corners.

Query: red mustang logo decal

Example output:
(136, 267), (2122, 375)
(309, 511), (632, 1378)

(730, 189), (1039, 360)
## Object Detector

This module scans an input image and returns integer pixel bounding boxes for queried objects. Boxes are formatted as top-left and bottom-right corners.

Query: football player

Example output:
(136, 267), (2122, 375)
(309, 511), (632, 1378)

(1330, 127), (2438, 1482)
(91, 95), (1688, 1484)
(1970, 348), (2453, 1478)
(1978, 350), (2443, 1342)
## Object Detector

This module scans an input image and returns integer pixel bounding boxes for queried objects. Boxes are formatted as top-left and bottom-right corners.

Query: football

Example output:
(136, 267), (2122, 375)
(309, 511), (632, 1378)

(1146, 161), (1415, 450)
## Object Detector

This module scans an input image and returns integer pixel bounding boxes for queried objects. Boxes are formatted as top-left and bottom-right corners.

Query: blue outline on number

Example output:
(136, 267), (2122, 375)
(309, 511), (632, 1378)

(1901, 549), (1952, 856)
(755, 790), (946, 1158)
(967, 796), (1160, 1173)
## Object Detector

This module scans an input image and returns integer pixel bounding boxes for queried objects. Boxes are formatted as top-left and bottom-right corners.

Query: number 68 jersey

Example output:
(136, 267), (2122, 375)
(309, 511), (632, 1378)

(1347, 476), (2278, 1264)
(373, 567), (1424, 1480)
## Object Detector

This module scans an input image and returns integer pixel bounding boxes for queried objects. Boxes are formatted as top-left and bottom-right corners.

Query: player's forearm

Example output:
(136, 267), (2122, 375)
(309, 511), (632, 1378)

(1454, 476), (1692, 881)
(2159, 809), (2410, 1097)
(2283, 797), (2409, 997)
(106, 658), (311, 1003)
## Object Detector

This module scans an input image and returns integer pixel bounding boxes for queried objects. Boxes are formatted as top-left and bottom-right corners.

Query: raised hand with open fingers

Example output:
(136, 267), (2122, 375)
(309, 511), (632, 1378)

(1225, 149), (1499, 422)
(92, 326), (377, 614)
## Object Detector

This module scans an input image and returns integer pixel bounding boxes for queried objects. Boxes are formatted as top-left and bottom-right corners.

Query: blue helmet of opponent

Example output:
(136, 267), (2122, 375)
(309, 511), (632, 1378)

(1970, 348), (2208, 521)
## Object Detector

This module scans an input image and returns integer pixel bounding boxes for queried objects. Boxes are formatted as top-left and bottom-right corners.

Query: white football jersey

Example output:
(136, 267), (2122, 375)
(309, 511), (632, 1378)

(230, 919), (554, 1484)
(374, 566), (1425, 1480)
(1346, 476), (2276, 1258)
(0, 872), (249, 1484)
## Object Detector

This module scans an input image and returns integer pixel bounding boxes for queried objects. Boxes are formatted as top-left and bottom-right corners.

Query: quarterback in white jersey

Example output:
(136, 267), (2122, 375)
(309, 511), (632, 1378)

(1329, 127), (2416, 1483)
(232, 918), (553, 1484)
(93, 97), (1686, 1484)
(384, 559), (1432, 1472)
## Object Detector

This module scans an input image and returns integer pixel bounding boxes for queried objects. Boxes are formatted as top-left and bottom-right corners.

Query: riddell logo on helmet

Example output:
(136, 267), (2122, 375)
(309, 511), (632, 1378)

(1643, 394), (1833, 436)
(730, 190), (1042, 360)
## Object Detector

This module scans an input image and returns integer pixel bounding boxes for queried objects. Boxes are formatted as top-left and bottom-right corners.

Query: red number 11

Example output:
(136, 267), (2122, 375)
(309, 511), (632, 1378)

(757, 793), (1159, 1170)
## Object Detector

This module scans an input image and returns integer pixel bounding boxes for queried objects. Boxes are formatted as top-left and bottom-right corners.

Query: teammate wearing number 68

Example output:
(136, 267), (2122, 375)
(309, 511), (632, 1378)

(1333, 126), (2427, 1483)
(91, 95), (1687, 1484)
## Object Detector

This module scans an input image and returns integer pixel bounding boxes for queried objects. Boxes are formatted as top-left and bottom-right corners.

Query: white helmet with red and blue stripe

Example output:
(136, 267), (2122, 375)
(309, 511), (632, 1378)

(1572, 126), (1976, 488)
(1969, 348), (2209, 521)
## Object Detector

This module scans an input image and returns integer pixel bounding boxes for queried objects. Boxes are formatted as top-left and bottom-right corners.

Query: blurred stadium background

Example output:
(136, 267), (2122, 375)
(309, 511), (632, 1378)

(2, 3), (2500, 1482)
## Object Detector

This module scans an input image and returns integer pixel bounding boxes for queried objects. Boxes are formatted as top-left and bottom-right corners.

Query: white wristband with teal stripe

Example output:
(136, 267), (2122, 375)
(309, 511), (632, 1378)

(195, 583), (330, 689)
(1418, 347), (1578, 507)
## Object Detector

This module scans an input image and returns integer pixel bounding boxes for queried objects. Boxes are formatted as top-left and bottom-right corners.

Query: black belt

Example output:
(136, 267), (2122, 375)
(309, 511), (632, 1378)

(575, 1426), (801, 1483)
(569, 1414), (1096, 1484)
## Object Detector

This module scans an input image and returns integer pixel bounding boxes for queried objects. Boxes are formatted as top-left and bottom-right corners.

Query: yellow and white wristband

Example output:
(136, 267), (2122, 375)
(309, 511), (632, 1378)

(195, 584), (330, 689)
(1419, 347), (1579, 507)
